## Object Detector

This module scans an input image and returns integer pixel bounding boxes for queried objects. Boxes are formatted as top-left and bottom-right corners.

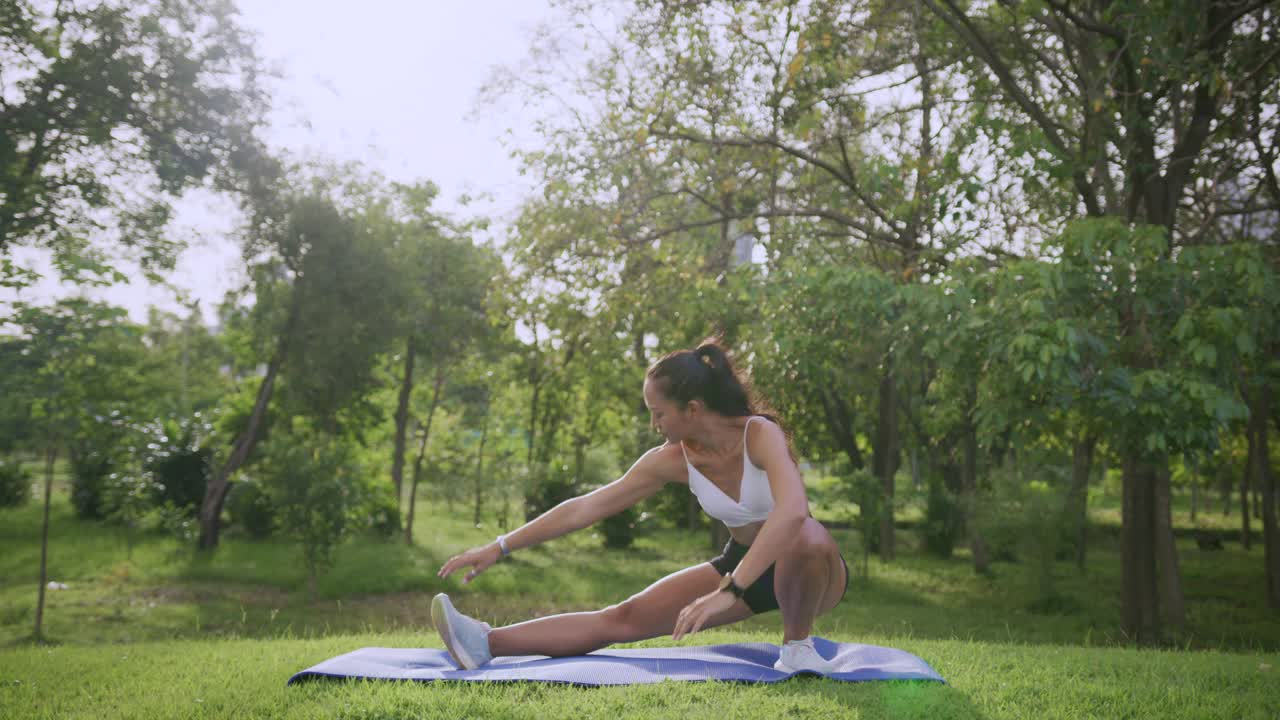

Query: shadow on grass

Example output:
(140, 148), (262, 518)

(768, 677), (987, 720)
(1, 633), (63, 650)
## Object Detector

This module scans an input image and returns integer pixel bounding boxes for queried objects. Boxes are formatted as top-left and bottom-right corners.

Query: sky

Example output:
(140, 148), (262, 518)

(9, 0), (557, 326)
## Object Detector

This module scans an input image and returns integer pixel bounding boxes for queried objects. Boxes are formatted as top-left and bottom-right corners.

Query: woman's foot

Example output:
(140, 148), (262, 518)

(431, 593), (494, 669)
(773, 637), (837, 674)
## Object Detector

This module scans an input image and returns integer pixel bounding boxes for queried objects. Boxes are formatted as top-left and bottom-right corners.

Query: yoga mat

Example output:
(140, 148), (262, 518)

(288, 637), (944, 686)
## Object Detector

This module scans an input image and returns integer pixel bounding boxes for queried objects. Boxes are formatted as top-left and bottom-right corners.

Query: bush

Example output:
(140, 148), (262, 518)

(524, 465), (577, 521)
(68, 411), (134, 520)
(575, 446), (642, 549)
(103, 466), (161, 557)
(258, 428), (361, 597)
(136, 415), (217, 515)
(69, 412), (217, 530)
(837, 467), (880, 556)
(227, 478), (275, 539)
(70, 450), (117, 520)
(0, 458), (32, 508)
(599, 505), (643, 549)
(147, 500), (200, 545)
(922, 472), (962, 558)
(348, 478), (400, 538)
(643, 488), (705, 531)
(973, 462), (1072, 610)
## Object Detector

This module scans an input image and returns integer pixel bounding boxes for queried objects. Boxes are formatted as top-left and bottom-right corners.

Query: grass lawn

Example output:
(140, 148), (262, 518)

(1, 630), (1275, 719)
(1, 483), (1277, 718)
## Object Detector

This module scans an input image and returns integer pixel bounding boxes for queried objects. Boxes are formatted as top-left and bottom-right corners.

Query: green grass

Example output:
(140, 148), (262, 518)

(0, 630), (1275, 719)
(1, 485), (1278, 718)
(7, 495), (1277, 650)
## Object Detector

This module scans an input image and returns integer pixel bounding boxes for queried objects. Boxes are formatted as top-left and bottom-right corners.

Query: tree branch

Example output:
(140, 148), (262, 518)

(1041, 0), (1125, 41)
(922, 0), (1103, 216)
(655, 126), (907, 235)
(1165, 0), (1236, 214)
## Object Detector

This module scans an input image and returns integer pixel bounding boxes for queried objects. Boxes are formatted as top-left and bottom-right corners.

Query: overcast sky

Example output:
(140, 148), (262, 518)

(11, 0), (556, 325)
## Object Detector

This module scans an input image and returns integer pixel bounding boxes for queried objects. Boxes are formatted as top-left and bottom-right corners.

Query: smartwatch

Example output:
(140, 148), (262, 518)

(718, 572), (747, 598)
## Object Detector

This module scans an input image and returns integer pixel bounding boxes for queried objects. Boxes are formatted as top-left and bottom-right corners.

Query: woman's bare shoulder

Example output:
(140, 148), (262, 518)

(744, 415), (787, 469)
(641, 442), (690, 486)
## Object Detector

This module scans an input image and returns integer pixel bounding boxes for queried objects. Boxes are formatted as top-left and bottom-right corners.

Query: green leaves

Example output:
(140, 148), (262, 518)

(1, 0), (274, 279)
(979, 217), (1276, 461)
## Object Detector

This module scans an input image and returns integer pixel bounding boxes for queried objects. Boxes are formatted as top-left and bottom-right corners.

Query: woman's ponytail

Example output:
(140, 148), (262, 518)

(647, 338), (795, 458)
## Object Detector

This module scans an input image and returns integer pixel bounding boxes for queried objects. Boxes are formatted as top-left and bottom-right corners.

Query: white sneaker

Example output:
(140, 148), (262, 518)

(431, 593), (494, 669)
(773, 637), (837, 674)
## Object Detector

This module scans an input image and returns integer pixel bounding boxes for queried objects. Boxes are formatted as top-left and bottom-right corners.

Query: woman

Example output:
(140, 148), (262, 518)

(432, 341), (849, 673)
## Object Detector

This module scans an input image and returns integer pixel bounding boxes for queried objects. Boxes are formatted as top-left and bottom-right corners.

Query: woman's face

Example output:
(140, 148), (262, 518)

(643, 378), (694, 442)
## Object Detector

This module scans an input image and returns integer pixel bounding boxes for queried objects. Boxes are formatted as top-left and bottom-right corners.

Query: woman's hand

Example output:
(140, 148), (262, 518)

(672, 589), (738, 642)
(437, 543), (502, 585)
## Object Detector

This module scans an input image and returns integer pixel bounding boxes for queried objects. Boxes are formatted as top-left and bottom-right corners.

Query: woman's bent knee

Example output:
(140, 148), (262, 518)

(788, 519), (839, 562)
(600, 601), (645, 644)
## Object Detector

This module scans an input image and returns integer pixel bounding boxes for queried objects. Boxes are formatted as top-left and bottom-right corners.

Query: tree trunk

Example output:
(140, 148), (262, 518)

(500, 481), (510, 532)
(1190, 467), (1198, 523)
(818, 386), (864, 471)
(526, 382), (540, 468)
(1242, 431), (1254, 550)
(405, 368), (445, 546)
(523, 332), (544, 517)
(1154, 462), (1186, 628)
(34, 446), (55, 642)
(391, 337), (417, 517)
(198, 351), (282, 550)
(1070, 434), (1097, 570)
(1250, 383), (1280, 608)
(573, 434), (587, 488)
(963, 422), (988, 574)
(1222, 465), (1232, 516)
(306, 566), (318, 602)
(872, 362), (901, 561)
(473, 405), (491, 528)
(1121, 453), (1160, 645)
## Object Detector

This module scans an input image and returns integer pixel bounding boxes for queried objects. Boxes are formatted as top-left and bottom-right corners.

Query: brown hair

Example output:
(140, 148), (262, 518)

(646, 338), (795, 458)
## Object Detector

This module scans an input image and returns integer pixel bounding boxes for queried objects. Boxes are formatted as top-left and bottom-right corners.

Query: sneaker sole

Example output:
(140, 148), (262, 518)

(775, 649), (836, 674)
(431, 594), (478, 670)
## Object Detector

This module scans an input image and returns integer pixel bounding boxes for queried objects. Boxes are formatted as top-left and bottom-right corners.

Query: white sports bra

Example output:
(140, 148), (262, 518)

(681, 416), (775, 528)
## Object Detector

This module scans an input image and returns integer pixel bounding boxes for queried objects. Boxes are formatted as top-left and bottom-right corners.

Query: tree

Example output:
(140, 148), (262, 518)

(0, 0), (275, 281)
(2, 299), (141, 641)
(897, 260), (1004, 572)
(1174, 240), (1280, 607)
(198, 176), (403, 550)
(377, 182), (499, 534)
(493, 0), (1013, 557)
(980, 219), (1265, 636)
(755, 263), (905, 559)
(922, 0), (1279, 645)
(138, 304), (234, 418)
(256, 424), (360, 600)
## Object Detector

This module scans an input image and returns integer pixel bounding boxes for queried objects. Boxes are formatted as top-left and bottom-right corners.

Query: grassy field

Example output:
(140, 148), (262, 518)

(1, 479), (1277, 718)
(1, 629), (1275, 720)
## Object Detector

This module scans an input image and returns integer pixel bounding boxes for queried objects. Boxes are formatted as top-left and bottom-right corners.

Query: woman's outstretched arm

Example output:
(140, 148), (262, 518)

(438, 445), (672, 584)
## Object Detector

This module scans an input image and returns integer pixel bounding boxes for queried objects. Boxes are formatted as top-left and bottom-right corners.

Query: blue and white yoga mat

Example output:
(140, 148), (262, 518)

(288, 637), (944, 686)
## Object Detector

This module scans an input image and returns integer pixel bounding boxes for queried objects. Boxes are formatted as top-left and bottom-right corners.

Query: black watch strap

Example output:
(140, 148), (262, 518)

(721, 572), (747, 598)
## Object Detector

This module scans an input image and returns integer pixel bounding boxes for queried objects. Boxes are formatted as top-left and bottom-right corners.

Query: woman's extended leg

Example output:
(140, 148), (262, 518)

(487, 562), (754, 658)
(772, 517), (847, 642)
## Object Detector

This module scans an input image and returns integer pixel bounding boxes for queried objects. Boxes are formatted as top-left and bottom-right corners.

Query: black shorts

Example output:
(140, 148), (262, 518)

(708, 537), (850, 615)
